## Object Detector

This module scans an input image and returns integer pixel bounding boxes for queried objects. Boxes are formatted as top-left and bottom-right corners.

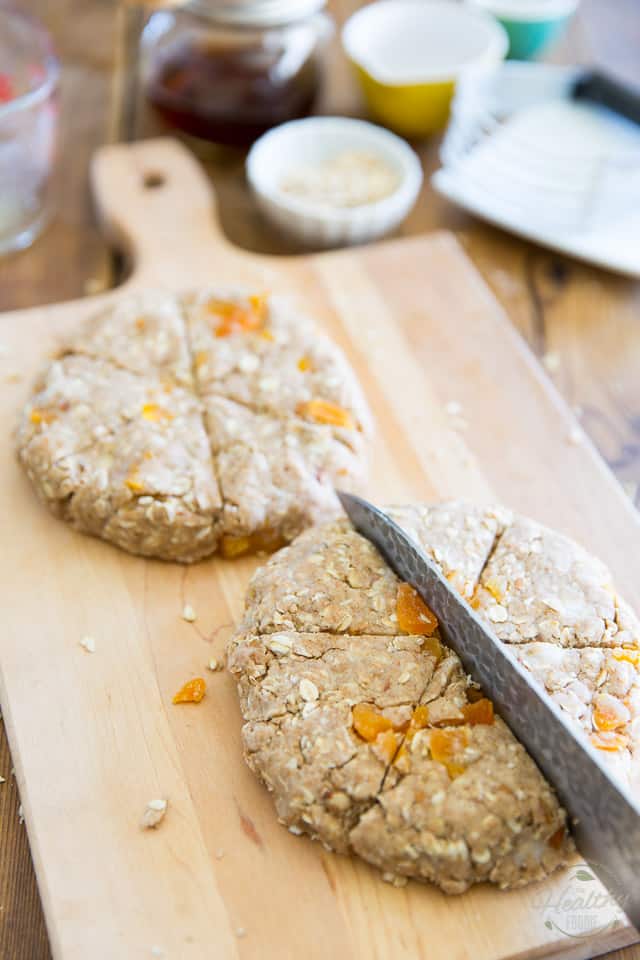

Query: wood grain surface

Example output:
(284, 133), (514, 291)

(0, 2), (639, 958)
(1, 135), (639, 960)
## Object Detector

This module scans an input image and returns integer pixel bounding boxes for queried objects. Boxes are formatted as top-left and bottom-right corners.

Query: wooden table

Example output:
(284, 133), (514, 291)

(1, 2), (638, 957)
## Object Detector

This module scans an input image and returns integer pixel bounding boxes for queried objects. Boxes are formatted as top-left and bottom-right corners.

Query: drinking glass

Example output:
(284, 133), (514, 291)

(0, 8), (59, 255)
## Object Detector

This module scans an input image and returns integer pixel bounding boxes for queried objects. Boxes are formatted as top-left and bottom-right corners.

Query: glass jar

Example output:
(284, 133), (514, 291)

(142, 0), (333, 147)
(0, 8), (59, 255)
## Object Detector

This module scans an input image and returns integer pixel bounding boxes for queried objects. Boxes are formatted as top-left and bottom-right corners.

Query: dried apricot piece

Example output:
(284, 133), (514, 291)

(375, 729), (400, 763)
(214, 319), (232, 337)
(352, 703), (393, 742)
(207, 294), (268, 337)
(173, 677), (206, 704)
(396, 583), (438, 636)
(248, 293), (268, 326)
(253, 528), (287, 554)
(297, 356), (312, 372)
(296, 399), (354, 429)
(141, 403), (173, 422)
(429, 727), (469, 779)
(612, 649), (640, 667)
(194, 350), (208, 369)
(125, 471), (144, 493)
(548, 826), (566, 849)
(422, 635), (444, 661)
(592, 695), (629, 732)
(461, 698), (494, 726)
(430, 698), (494, 728)
(411, 704), (430, 728)
(206, 297), (240, 319)
(220, 528), (286, 559)
(483, 578), (503, 603)
(30, 407), (57, 426)
(221, 535), (252, 559)
(400, 704), (431, 754)
(394, 704), (432, 769)
(590, 731), (628, 752)
(214, 309), (244, 338)
(448, 763), (468, 779)
(255, 530), (277, 551)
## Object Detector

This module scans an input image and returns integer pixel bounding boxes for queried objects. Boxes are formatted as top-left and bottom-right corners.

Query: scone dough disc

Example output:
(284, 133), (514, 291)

(16, 290), (372, 562)
(229, 501), (640, 892)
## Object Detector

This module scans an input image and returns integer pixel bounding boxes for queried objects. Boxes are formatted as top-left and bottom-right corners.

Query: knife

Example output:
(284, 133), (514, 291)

(338, 491), (640, 930)
(572, 70), (640, 128)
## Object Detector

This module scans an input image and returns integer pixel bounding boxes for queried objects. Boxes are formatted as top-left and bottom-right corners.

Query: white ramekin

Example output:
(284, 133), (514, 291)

(246, 116), (423, 247)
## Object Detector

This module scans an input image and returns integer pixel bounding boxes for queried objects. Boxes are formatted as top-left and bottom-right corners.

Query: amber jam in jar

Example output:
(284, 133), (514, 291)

(144, 1), (331, 147)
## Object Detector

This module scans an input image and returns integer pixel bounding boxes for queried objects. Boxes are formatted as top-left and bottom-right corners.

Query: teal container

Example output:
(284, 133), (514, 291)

(468, 1), (580, 61)
(501, 13), (572, 59)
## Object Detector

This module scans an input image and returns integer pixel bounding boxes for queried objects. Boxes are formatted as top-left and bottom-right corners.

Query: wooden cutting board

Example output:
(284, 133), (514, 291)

(1, 138), (638, 960)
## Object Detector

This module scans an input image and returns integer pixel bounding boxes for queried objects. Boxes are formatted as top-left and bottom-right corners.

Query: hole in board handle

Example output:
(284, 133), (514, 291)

(143, 171), (165, 189)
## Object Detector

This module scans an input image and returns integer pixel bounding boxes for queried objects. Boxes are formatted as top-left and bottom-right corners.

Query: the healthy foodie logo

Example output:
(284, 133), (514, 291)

(533, 862), (629, 939)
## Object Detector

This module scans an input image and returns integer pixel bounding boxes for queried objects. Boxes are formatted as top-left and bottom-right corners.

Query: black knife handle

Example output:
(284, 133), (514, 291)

(573, 69), (640, 127)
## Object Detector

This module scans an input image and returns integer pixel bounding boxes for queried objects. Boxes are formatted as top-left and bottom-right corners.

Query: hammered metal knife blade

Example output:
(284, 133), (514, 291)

(338, 491), (640, 930)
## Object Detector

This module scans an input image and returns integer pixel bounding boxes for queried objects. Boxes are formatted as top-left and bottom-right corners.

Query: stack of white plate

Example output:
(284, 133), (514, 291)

(433, 63), (640, 276)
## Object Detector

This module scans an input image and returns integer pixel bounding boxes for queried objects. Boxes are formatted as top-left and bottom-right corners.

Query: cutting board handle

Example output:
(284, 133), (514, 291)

(91, 138), (235, 288)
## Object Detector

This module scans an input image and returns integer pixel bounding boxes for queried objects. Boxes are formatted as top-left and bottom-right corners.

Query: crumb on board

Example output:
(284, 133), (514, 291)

(207, 657), (223, 672)
(215, 847), (225, 859)
(235, 927), (247, 939)
(444, 400), (468, 431)
(382, 872), (408, 888)
(543, 351), (561, 373)
(141, 798), (168, 830)
(18, 803), (24, 824)
(182, 603), (197, 623)
(79, 635), (96, 653)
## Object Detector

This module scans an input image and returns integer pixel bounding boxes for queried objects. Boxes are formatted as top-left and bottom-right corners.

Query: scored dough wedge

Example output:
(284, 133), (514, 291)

(229, 501), (640, 893)
(16, 289), (371, 562)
